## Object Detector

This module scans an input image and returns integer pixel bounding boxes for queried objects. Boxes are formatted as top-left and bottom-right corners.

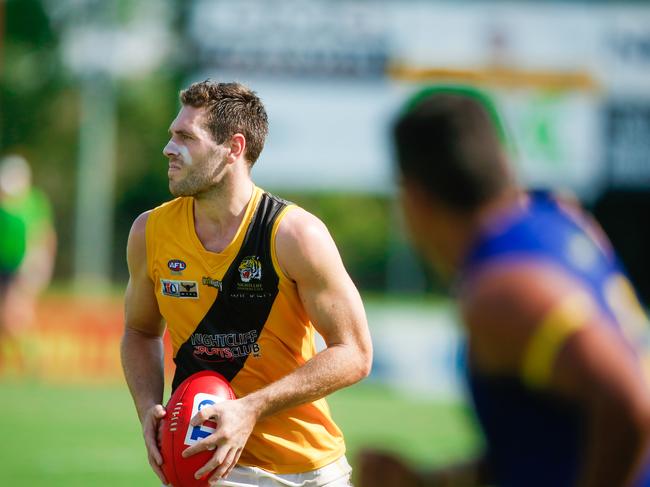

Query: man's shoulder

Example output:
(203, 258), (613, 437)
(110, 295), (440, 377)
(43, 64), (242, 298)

(150, 196), (187, 216)
(460, 261), (582, 334)
(272, 204), (343, 283)
(128, 198), (186, 243)
(460, 260), (599, 374)
(274, 205), (328, 246)
(144, 197), (188, 230)
(461, 261), (586, 322)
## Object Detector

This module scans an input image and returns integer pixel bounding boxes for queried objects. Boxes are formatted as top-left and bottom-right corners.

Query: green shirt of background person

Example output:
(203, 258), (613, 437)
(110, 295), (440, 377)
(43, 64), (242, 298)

(0, 204), (27, 276)
(2, 181), (53, 249)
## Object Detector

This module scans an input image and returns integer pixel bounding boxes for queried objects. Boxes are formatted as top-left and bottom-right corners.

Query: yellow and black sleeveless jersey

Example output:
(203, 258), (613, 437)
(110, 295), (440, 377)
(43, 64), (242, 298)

(145, 186), (345, 473)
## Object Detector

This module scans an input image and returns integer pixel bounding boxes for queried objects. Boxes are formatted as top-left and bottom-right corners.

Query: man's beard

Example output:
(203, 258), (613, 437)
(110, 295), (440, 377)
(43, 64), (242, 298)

(169, 152), (224, 197)
(169, 169), (214, 197)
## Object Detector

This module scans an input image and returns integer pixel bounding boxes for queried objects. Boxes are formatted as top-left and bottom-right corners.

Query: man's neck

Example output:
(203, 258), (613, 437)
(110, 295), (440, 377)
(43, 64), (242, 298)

(442, 188), (525, 279)
(192, 176), (255, 253)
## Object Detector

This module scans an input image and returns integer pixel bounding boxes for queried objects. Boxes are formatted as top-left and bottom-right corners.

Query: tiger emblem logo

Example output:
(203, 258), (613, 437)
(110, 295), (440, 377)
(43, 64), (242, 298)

(238, 256), (262, 283)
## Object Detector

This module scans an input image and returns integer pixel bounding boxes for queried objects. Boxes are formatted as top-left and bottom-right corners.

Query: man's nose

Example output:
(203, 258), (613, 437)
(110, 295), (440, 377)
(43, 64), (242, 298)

(163, 140), (179, 157)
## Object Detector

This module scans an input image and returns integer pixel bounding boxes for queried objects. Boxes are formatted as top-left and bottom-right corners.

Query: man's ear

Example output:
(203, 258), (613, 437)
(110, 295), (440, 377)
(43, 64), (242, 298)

(226, 133), (247, 162)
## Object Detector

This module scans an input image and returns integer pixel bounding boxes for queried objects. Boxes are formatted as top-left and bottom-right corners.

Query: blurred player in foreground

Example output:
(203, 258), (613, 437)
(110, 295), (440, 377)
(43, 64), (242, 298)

(0, 155), (56, 371)
(358, 88), (650, 487)
(121, 80), (372, 486)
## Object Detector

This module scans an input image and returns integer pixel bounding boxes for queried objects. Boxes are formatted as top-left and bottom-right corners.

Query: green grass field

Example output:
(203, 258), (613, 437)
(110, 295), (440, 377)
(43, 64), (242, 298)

(0, 380), (482, 486)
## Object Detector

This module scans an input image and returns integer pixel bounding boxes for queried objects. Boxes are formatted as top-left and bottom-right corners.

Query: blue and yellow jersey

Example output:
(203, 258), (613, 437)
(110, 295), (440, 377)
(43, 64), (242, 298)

(145, 186), (345, 474)
(460, 191), (650, 487)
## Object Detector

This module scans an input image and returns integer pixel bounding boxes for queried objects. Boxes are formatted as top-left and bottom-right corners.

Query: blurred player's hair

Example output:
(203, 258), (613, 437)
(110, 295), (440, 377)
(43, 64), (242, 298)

(180, 80), (269, 165)
(394, 87), (511, 211)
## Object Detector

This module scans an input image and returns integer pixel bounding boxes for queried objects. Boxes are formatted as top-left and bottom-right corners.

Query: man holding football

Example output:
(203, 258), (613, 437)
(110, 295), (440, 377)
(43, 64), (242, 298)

(121, 80), (372, 486)
(358, 87), (650, 487)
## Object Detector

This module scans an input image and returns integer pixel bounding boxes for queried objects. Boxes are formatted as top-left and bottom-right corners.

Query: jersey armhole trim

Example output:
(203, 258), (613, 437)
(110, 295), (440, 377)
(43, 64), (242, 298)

(270, 204), (297, 283)
(521, 291), (594, 389)
(144, 209), (157, 282)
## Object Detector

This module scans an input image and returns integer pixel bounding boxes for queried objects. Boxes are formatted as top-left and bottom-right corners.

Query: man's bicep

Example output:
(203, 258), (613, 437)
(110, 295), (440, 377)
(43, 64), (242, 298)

(463, 263), (597, 379)
(125, 275), (164, 336)
(300, 270), (367, 346)
(295, 242), (365, 345)
(124, 212), (164, 336)
(551, 320), (649, 406)
(276, 211), (367, 345)
(510, 279), (642, 400)
(464, 263), (648, 405)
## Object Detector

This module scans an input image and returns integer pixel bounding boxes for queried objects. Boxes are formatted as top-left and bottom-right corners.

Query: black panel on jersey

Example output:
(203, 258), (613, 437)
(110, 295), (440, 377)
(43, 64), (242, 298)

(172, 192), (290, 391)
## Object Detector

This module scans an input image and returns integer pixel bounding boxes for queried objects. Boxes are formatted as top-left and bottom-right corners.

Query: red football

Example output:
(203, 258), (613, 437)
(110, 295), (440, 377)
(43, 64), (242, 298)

(160, 371), (237, 487)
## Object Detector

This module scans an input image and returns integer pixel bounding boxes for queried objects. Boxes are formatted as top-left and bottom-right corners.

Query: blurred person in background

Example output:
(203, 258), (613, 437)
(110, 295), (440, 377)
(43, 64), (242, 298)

(358, 88), (650, 487)
(0, 175), (27, 369)
(121, 80), (372, 486)
(0, 155), (56, 370)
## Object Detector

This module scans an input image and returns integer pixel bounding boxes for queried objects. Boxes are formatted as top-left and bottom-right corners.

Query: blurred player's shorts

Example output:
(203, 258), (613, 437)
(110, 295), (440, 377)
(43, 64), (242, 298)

(168, 455), (353, 487)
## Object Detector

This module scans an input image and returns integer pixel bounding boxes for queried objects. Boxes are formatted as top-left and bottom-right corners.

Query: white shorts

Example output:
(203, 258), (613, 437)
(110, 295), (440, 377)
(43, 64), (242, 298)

(213, 456), (352, 487)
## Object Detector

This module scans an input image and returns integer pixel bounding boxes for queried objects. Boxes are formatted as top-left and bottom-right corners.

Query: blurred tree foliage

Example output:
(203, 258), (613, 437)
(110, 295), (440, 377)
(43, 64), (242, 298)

(1, 0), (77, 275)
(111, 76), (181, 280)
(1, 0), (180, 281)
(279, 191), (392, 291)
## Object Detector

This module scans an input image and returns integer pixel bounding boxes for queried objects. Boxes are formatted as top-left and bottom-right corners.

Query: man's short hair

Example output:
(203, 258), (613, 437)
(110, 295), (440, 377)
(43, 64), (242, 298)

(180, 80), (269, 165)
(394, 87), (510, 211)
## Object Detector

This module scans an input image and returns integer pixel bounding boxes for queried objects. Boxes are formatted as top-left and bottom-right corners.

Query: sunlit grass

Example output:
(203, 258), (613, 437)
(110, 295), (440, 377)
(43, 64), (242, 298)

(0, 380), (481, 486)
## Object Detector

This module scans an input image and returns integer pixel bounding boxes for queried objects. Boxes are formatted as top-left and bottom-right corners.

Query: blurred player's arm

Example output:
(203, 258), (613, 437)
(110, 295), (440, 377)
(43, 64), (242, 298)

(184, 208), (373, 481)
(120, 211), (167, 484)
(17, 212), (57, 294)
(357, 450), (491, 487)
(463, 263), (650, 487)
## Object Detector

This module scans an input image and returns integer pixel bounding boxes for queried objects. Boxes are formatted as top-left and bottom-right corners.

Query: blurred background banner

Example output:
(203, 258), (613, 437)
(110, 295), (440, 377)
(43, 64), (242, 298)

(1, 1), (649, 483)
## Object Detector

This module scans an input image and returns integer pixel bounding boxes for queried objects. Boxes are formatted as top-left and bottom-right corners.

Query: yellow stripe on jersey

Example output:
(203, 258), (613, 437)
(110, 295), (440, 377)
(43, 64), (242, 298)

(521, 292), (594, 389)
(270, 204), (297, 281)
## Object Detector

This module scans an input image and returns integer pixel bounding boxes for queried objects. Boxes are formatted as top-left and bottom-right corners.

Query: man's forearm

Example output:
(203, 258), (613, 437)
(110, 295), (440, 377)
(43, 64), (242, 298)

(243, 342), (370, 420)
(121, 327), (166, 422)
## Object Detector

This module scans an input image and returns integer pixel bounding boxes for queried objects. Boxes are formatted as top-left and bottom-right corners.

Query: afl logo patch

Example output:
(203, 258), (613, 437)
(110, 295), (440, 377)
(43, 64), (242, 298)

(168, 259), (187, 273)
